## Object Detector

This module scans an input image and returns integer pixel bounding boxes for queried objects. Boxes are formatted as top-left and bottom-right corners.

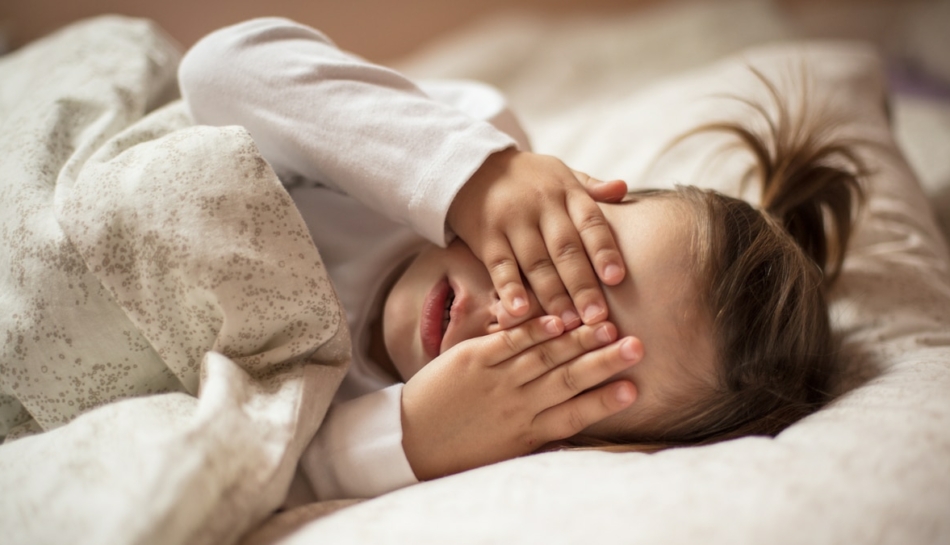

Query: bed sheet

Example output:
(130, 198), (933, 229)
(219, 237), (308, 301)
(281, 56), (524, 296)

(1, 3), (948, 544)
(258, 3), (950, 544)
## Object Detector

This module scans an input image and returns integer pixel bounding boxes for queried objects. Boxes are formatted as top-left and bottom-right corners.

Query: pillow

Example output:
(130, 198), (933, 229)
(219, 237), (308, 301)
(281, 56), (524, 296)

(280, 42), (950, 544)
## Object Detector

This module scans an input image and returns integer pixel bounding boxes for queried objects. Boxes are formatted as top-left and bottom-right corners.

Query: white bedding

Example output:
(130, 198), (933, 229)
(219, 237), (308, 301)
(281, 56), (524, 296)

(2, 2), (949, 544)
(0, 16), (350, 544)
(284, 3), (950, 544)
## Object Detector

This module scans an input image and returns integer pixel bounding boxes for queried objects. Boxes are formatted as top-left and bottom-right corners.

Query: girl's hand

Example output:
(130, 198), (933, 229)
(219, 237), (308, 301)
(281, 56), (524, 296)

(400, 316), (641, 481)
(447, 149), (628, 329)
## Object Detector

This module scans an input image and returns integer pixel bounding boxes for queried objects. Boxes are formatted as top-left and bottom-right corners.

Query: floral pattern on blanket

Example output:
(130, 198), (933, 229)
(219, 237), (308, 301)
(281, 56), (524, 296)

(0, 16), (349, 436)
(0, 16), (351, 545)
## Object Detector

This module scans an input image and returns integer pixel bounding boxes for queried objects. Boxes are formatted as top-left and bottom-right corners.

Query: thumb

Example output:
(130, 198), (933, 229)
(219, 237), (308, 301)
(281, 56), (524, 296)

(574, 170), (628, 203)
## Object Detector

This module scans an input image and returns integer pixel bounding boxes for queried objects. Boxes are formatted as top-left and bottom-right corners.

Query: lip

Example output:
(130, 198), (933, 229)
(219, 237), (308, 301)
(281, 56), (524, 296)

(420, 277), (451, 359)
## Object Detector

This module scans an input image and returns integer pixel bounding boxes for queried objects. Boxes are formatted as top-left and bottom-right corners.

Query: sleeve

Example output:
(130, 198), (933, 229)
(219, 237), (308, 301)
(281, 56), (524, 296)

(298, 384), (418, 500)
(177, 17), (519, 246)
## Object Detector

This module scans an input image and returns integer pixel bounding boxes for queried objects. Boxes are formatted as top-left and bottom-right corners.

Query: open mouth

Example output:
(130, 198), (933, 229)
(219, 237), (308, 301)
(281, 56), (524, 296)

(441, 288), (455, 338)
(420, 278), (455, 359)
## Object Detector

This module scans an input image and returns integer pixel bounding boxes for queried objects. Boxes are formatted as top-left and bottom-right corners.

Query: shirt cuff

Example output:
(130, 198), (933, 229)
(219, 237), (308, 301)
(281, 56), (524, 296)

(299, 384), (418, 500)
(409, 123), (516, 247)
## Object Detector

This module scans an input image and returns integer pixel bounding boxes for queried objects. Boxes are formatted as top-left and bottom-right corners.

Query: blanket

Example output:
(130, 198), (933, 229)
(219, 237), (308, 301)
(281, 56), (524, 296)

(4, 6), (950, 545)
(0, 16), (350, 545)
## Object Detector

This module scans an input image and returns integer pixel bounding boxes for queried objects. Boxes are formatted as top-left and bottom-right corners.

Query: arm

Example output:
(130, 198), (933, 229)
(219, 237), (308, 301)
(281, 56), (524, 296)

(180, 17), (628, 329)
(178, 17), (516, 245)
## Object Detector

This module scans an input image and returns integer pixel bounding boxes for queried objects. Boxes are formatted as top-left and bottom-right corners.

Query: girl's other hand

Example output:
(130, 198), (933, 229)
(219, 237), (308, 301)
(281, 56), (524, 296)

(400, 316), (641, 481)
(447, 149), (628, 329)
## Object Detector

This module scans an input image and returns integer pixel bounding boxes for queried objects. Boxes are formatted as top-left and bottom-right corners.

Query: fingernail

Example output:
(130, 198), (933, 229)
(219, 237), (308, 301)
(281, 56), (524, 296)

(620, 338), (641, 361)
(603, 263), (623, 283)
(615, 384), (634, 404)
(620, 337), (642, 361)
(560, 309), (581, 328)
(582, 303), (605, 323)
(543, 317), (562, 336)
(595, 324), (613, 344)
(512, 296), (527, 311)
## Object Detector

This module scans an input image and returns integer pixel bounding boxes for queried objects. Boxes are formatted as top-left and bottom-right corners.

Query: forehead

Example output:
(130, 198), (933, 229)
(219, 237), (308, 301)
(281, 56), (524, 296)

(607, 197), (691, 261)
(600, 198), (699, 338)
(592, 197), (716, 438)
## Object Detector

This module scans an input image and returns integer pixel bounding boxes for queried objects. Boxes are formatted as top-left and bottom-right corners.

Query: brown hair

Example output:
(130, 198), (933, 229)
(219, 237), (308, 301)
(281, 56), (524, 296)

(572, 68), (866, 452)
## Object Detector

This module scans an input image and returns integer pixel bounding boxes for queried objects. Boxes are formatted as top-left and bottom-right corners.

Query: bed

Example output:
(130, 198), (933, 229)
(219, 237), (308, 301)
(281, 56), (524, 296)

(2, 1), (949, 544)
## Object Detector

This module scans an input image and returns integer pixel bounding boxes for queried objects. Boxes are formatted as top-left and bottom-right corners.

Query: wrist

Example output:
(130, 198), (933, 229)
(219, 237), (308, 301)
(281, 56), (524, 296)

(447, 147), (520, 236)
(400, 393), (442, 481)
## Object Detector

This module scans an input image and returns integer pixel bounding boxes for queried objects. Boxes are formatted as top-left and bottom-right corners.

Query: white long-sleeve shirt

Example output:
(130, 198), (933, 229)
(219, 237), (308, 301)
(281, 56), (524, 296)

(178, 17), (530, 501)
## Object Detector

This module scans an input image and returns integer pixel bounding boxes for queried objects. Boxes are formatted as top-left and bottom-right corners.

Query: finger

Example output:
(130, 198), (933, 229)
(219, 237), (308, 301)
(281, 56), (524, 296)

(507, 322), (618, 385)
(508, 225), (581, 329)
(540, 208), (610, 324)
(532, 380), (637, 441)
(593, 180), (629, 203)
(468, 315), (564, 366)
(525, 336), (643, 406)
(567, 190), (626, 288)
(579, 174), (628, 204)
(479, 234), (531, 317)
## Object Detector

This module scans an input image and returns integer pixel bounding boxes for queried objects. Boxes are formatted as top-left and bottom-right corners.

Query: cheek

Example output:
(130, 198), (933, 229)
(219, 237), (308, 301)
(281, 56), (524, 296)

(443, 241), (500, 302)
(445, 239), (485, 269)
(581, 397), (662, 441)
(382, 252), (438, 380)
(382, 279), (418, 380)
(580, 358), (665, 440)
(382, 242), (491, 379)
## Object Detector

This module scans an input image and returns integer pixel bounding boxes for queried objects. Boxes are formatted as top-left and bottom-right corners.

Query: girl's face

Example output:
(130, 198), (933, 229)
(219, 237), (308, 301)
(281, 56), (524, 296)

(382, 198), (716, 439)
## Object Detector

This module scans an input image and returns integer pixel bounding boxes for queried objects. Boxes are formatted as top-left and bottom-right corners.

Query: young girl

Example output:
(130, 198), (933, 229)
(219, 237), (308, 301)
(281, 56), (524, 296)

(179, 18), (862, 501)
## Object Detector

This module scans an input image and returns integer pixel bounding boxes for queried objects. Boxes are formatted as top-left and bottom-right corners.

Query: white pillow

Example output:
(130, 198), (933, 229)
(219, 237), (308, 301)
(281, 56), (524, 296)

(284, 43), (950, 544)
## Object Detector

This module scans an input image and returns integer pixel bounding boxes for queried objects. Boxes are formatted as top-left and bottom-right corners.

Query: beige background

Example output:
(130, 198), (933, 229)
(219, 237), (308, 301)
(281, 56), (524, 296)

(1, 0), (658, 61)
(7, 0), (905, 61)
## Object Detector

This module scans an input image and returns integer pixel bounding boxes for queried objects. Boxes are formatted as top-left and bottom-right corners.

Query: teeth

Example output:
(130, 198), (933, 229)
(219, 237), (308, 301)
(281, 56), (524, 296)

(442, 289), (455, 335)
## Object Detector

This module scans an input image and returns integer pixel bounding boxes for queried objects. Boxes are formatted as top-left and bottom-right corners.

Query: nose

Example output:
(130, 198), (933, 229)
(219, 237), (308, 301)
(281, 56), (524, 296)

(487, 289), (544, 333)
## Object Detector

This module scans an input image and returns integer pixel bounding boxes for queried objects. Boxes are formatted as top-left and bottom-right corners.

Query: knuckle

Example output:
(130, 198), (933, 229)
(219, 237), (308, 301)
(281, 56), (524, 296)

(595, 247), (622, 261)
(486, 256), (517, 277)
(560, 366), (580, 393)
(574, 280), (602, 296)
(565, 408), (587, 436)
(576, 210), (610, 233)
(523, 255), (557, 275)
(551, 239), (584, 262)
(574, 326), (602, 352)
(501, 330), (520, 354)
(566, 281), (601, 302)
(545, 292), (574, 312)
(537, 347), (558, 372)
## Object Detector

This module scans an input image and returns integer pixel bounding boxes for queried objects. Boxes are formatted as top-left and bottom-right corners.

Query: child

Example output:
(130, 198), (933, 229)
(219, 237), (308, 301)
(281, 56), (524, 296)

(179, 18), (862, 500)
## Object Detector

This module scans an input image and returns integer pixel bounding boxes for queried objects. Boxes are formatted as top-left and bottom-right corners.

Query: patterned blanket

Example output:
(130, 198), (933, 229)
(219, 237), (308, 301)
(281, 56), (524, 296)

(0, 16), (350, 545)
